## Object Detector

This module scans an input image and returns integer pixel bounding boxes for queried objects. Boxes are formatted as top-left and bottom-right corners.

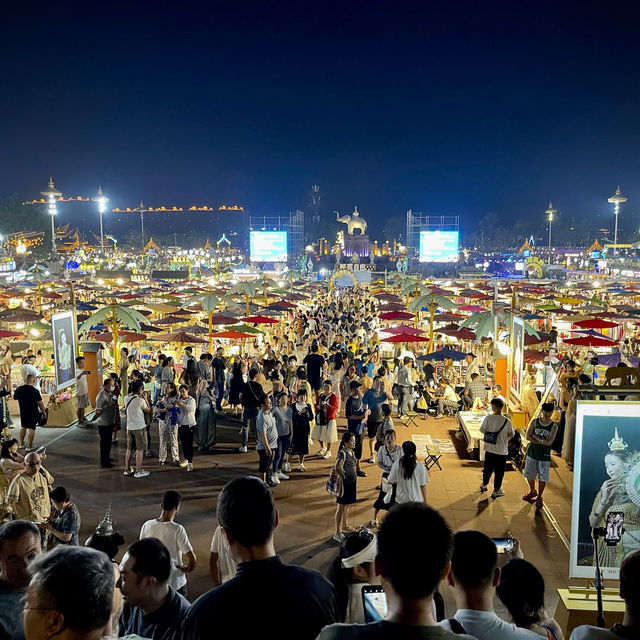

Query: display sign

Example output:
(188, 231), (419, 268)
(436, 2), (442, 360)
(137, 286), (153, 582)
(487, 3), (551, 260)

(249, 231), (288, 262)
(51, 311), (78, 391)
(571, 401), (640, 579)
(509, 316), (525, 399)
(419, 230), (459, 263)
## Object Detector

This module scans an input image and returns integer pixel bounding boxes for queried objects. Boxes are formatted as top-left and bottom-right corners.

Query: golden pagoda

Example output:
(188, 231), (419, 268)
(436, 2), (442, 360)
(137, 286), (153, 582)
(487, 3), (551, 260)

(141, 237), (161, 255)
(586, 239), (603, 254)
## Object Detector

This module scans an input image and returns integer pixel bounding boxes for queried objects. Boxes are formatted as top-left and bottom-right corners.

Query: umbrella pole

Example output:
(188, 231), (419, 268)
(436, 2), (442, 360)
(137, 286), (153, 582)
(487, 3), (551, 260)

(428, 301), (435, 353)
(245, 294), (249, 317)
(112, 315), (120, 372)
(208, 311), (213, 353)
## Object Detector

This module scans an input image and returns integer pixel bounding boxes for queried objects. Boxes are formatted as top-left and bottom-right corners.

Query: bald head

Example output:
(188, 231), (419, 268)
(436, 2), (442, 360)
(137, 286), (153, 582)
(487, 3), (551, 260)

(23, 453), (42, 477)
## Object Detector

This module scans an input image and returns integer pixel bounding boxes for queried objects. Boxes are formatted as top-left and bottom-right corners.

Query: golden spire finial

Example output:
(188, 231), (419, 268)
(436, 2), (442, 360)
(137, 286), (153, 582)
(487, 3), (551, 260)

(608, 427), (628, 452)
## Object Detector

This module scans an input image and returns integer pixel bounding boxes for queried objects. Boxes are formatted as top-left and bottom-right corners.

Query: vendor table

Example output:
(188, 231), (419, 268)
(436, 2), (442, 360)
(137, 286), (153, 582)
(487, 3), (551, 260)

(457, 411), (487, 460)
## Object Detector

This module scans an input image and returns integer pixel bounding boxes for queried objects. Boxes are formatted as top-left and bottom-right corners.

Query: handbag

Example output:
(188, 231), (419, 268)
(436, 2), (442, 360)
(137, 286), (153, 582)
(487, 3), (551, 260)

(483, 417), (508, 445)
(326, 464), (344, 498)
(38, 409), (48, 427)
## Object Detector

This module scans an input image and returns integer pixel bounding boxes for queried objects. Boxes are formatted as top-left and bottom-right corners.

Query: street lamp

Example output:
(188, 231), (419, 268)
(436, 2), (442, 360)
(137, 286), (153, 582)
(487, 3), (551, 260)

(92, 186), (108, 255)
(137, 201), (148, 248)
(41, 177), (62, 254)
(545, 202), (556, 264)
(608, 185), (627, 256)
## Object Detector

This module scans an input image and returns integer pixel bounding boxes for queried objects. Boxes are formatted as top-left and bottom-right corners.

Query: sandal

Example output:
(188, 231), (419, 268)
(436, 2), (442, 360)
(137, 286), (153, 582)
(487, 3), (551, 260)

(343, 525), (356, 532)
(369, 520), (378, 528)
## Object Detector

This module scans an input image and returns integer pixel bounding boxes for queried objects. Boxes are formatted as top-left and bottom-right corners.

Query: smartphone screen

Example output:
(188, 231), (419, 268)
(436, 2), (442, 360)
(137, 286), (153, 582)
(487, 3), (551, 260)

(492, 537), (514, 553)
(362, 586), (387, 623)
(605, 511), (624, 545)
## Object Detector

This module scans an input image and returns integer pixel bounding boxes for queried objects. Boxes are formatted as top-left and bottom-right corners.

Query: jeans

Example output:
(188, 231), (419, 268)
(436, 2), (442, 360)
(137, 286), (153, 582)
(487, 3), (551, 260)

(216, 380), (224, 411)
(482, 451), (508, 491)
(240, 407), (259, 447)
(273, 434), (291, 473)
(159, 420), (179, 463)
(153, 384), (161, 406)
(460, 395), (473, 410)
(398, 385), (411, 416)
(179, 424), (195, 463)
(98, 423), (113, 465)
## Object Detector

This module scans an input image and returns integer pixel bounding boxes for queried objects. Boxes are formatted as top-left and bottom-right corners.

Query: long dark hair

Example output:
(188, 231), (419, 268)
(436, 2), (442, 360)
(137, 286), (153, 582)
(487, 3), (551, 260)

(338, 430), (354, 454)
(400, 440), (417, 479)
(165, 382), (178, 398)
(0, 439), (18, 459)
(497, 559), (545, 627)
(327, 531), (374, 622)
(186, 358), (199, 385)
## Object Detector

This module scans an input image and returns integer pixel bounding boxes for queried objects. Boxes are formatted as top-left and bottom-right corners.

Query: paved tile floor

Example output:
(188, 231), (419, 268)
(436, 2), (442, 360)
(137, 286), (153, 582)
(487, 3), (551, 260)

(6, 410), (574, 617)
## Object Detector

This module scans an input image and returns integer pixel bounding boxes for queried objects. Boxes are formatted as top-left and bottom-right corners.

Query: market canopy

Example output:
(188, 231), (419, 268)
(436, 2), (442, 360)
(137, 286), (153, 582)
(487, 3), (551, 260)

(574, 318), (620, 330)
(563, 335), (618, 347)
(148, 330), (208, 344)
(418, 347), (467, 361)
(380, 333), (429, 343)
(210, 330), (255, 339)
(378, 311), (414, 320)
(242, 315), (279, 324)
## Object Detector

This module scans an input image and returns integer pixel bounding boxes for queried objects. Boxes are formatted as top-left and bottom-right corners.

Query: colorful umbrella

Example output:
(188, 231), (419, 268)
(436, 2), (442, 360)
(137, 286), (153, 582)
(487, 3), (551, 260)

(210, 330), (255, 339)
(242, 315), (279, 324)
(380, 333), (430, 343)
(574, 318), (620, 330)
(379, 311), (414, 321)
(148, 330), (208, 344)
(563, 335), (618, 347)
(0, 329), (23, 338)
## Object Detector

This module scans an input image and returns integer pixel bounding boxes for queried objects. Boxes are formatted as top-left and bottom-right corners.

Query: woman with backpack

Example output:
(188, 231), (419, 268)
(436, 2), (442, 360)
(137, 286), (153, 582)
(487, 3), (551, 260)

(388, 440), (428, 504)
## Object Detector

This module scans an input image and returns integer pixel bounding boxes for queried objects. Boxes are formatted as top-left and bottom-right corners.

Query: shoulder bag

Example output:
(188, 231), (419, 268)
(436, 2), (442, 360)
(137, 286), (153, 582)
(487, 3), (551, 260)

(119, 397), (136, 430)
(483, 417), (508, 445)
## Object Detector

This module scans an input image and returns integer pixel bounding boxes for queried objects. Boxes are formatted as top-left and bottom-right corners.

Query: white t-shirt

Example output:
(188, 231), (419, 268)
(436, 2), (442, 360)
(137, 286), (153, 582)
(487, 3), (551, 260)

(388, 457), (429, 503)
(440, 609), (541, 639)
(75, 368), (88, 395)
(124, 394), (147, 431)
(139, 519), (193, 590)
(20, 363), (38, 384)
(480, 414), (515, 456)
(569, 626), (622, 640)
(210, 525), (237, 584)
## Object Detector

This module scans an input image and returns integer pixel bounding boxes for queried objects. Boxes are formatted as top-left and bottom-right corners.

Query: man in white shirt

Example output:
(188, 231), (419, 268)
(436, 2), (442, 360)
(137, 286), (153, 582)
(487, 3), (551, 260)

(74, 355), (91, 425)
(139, 490), (196, 597)
(439, 530), (540, 639)
(19, 356), (39, 386)
(464, 353), (480, 387)
(479, 397), (514, 499)
(433, 380), (459, 419)
(209, 525), (237, 587)
(123, 380), (150, 478)
(570, 549), (639, 639)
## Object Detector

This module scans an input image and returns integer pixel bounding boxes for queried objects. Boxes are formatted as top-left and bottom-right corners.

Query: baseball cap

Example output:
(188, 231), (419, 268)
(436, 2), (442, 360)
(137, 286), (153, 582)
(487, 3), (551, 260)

(350, 380), (363, 389)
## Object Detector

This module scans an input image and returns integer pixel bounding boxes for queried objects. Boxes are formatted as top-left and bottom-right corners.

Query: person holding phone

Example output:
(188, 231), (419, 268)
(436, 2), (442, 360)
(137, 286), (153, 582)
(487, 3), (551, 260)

(334, 432), (358, 542)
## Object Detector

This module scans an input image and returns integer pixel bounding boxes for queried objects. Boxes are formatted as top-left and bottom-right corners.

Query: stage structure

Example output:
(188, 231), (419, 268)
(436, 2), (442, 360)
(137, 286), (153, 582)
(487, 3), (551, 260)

(249, 209), (304, 264)
(406, 210), (459, 273)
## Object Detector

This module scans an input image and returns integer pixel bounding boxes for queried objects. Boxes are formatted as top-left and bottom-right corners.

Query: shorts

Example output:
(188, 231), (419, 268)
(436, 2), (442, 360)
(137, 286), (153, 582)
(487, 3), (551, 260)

(76, 393), (90, 409)
(309, 378), (322, 392)
(257, 448), (274, 473)
(524, 457), (550, 483)
(127, 429), (146, 451)
(367, 420), (382, 439)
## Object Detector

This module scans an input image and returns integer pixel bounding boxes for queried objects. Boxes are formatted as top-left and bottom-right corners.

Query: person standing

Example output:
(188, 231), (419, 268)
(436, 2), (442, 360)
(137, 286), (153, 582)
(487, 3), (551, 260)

(238, 369), (265, 453)
(44, 486), (81, 547)
(256, 395), (279, 486)
(345, 380), (368, 478)
(161, 356), (175, 395)
(156, 382), (180, 467)
(362, 376), (388, 463)
(123, 380), (150, 478)
(464, 352), (479, 387)
(290, 388), (313, 472)
(75, 356), (91, 425)
(195, 378), (216, 453)
(313, 380), (339, 460)
(303, 343), (325, 400)
(388, 440), (428, 504)
(333, 432), (358, 542)
(209, 524), (238, 587)
(13, 374), (46, 451)
(176, 385), (197, 471)
(19, 356), (38, 387)
(395, 357), (413, 418)
(212, 347), (227, 411)
(7, 452), (54, 523)
(139, 491), (196, 598)
(271, 392), (292, 480)
(479, 397), (514, 499)
(370, 429), (401, 527)
(522, 403), (558, 509)
(90, 378), (117, 467)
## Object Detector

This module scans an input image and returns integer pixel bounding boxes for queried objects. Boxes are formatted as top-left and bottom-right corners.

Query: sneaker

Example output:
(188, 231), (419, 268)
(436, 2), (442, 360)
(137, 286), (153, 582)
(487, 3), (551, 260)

(322, 451), (331, 459)
(186, 463), (194, 472)
(159, 460), (166, 466)
(123, 469), (134, 476)
(479, 484), (488, 493)
(283, 462), (291, 473)
(270, 474), (280, 485)
(277, 471), (289, 480)
(179, 460), (188, 468)
(297, 464), (307, 472)
(369, 519), (378, 528)
(367, 455), (375, 464)
(144, 450), (153, 458)
(238, 446), (248, 453)
(332, 533), (345, 542)
(522, 490), (538, 503)
(24, 446), (32, 453)
(173, 460), (182, 467)
(134, 469), (150, 478)
(491, 489), (505, 499)
(316, 448), (326, 456)
(18, 442), (25, 449)
(267, 478), (278, 488)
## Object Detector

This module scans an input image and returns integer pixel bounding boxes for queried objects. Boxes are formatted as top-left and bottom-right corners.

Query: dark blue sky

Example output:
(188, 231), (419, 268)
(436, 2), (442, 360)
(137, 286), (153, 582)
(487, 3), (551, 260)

(2, 1), (639, 233)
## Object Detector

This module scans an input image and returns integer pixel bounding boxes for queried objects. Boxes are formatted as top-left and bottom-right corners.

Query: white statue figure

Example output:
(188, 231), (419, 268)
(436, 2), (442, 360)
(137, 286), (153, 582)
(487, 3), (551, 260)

(335, 206), (368, 236)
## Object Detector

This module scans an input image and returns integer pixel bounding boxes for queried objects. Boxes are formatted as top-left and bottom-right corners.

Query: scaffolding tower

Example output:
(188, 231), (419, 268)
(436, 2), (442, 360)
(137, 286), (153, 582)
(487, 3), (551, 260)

(249, 209), (305, 264)
(406, 210), (459, 255)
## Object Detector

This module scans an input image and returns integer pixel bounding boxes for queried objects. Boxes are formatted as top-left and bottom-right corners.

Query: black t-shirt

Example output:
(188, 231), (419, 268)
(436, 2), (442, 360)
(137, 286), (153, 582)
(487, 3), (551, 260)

(241, 380), (266, 408)
(423, 363), (435, 383)
(13, 385), (42, 427)
(183, 557), (338, 640)
(119, 587), (190, 640)
(345, 396), (365, 430)
(303, 353), (325, 382)
(212, 356), (226, 382)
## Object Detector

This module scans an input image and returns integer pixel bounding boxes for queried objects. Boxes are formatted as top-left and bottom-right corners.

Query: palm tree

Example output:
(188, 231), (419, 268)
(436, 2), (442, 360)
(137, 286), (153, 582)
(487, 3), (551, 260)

(228, 281), (260, 316)
(409, 293), (456, 352)
(183, 293), (237, 352)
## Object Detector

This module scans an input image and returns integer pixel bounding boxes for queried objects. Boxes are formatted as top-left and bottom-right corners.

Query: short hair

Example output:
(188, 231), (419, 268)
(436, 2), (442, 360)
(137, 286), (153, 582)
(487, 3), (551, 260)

(494, 384), (502, 392)
(541, 402), (554, 413)
(184, 346), (193, 353)
(161, 490), (181, 511)
(29, 546), (114, 632)
(75, 356), (84, 365)
(103, 378), (112, 386)
(0, 520), (40, 551)
(578, 373), (592, 384)
(377, 503), (452, 599)
(217, 477), (276, 548)
(49, 487), (70, 503)
(451, 530), (497, 586)
(199, 353), (207, 361)
(126, 538), (171, 584)
(26, 374), (36, 384)
(323, 379), (332, 387)
(403, 357), (412, 364)
(471, 372), (479, 380)
(248, 368), (259, 380)
(490, 397), (504, 410)
(129, 380), (144, 395)
(620, 550), (640, 618)
(497, 559), (545, 627)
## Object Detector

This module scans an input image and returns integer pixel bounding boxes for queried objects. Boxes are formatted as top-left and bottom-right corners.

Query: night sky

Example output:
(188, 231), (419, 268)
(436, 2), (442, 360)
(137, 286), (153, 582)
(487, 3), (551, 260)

(2, 1), (640, 233)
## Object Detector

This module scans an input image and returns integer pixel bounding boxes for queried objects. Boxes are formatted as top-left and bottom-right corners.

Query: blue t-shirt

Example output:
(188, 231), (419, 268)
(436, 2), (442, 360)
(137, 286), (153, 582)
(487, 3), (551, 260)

(362, 389), (386, 422)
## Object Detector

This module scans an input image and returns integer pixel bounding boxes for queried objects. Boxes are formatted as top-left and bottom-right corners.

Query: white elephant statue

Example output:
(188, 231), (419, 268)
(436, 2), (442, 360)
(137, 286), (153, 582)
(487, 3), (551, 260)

(335, 206), (368, 236)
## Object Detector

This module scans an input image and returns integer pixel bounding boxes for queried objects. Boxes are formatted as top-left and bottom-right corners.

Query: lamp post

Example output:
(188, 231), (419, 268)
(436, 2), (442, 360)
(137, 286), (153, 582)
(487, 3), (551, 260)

(137, 201), (148, 248)
(608, 186), (627, 256)
(41, 177), (62, 254)
(92, 186), (108, 255)
(545, 202), (556, 264)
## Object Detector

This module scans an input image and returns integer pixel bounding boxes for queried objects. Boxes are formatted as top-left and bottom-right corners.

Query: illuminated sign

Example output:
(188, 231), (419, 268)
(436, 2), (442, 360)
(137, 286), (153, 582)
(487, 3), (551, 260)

(419, 230), (459, 263)
(250, 231), (288, 262)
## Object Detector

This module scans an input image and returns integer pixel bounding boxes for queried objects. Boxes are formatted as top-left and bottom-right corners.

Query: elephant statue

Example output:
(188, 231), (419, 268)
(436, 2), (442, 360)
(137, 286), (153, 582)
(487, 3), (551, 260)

(335, 206), (368, 236)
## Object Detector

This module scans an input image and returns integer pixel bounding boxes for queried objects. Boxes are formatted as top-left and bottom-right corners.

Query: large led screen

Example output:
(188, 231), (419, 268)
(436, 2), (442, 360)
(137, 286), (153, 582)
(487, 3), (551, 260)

(419, 230), (459, 263)
(249, 231), (288, 262)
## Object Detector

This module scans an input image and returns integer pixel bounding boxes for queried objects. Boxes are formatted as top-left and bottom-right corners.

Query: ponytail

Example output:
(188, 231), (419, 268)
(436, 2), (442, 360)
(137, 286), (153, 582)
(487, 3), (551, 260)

(401, 440), (417, 480)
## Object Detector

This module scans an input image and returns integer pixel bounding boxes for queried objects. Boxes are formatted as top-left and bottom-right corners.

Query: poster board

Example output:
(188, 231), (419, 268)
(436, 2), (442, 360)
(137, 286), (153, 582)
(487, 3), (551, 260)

(570, 401), (640, 579)
(51, 311), (78, 391)
(509, 316), (525, 400)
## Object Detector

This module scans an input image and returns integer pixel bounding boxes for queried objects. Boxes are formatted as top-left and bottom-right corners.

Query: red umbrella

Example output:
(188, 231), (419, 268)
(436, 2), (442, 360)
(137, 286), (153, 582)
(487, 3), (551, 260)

(148, 330), (208, 344)
(525, 350), (546, 364)
(242, 315), (279, 324)
(381, 325), (424, 335)
(525, 332), (550, 346)
(0, 329), (23, 338)
(441, 328), (476, 340)
(378, 303), (407, 312)
(574, 318), (620, 329)
(379, 311), (414, 320)
(457, 304), (486, 312)
(209, 314), (241, 325)
(564, 335), (618, 347)
(381, 333), (430, 343)
(210, 330), (255, 339)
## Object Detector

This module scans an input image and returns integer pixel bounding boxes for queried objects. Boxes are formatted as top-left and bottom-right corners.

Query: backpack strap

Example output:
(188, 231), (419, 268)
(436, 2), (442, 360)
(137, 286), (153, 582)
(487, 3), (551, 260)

(448, 618), (467, 635)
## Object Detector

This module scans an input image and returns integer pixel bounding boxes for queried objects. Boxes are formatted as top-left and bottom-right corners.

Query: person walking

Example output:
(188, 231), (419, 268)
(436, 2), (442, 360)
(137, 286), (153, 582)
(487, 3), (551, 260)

(256, 395), (279, 486)
(176, 384), (197, 471)
(388, 440), (428, 504)
(13, 374), (46, 451)
(395, 357), (413, 418)
(479, 397), (514, 499)
(156, 382), (181, 466)
(74, 356), (91, 425)
(271, 391), (292, 479)
(238, 368), (266, 453)
(211, 347), (227, 411)
(369, 429), (401, 527)
(90, 378), (117, 467)
(345, 380), (368, 477)
(313, 380), (339, 460)
(195, 378), (217, 453)
(290, 388), (313, 472)
(333, 432), (358, 542)
(123, 380), (151, 478)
